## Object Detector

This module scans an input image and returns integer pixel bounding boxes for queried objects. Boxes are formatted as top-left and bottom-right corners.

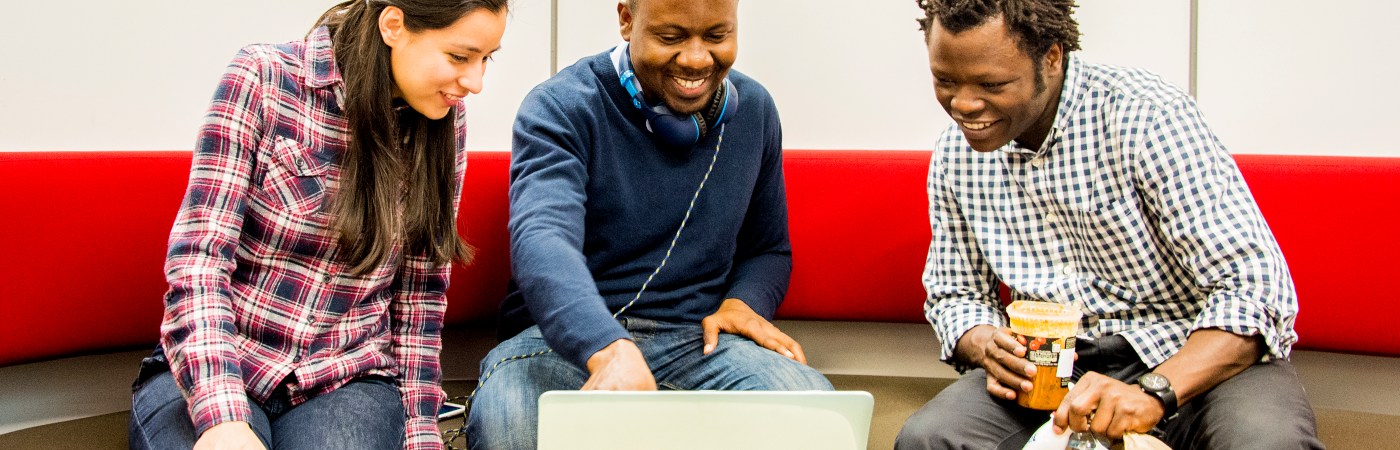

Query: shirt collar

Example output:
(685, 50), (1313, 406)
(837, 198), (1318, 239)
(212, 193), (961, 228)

(1001, 53), (1084, 157)
(304, 26), (341, 89)
(1053, 53), (1085, 138)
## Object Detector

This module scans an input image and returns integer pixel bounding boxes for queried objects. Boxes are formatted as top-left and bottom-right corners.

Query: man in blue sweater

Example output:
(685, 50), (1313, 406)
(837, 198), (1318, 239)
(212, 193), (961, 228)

(465, 1), (832, 448)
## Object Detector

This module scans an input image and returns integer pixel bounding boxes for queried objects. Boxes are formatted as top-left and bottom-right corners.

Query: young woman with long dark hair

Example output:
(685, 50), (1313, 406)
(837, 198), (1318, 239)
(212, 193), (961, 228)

(128, 1), (508, 449)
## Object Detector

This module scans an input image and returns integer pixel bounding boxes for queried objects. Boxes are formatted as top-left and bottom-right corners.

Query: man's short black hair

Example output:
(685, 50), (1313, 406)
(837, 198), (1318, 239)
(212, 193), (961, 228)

(916, 0), (1082, 59)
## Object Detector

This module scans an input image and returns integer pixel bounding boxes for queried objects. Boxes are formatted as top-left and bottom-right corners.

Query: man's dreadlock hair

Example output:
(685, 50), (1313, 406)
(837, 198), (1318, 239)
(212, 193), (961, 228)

(916, 0), (1082, 60)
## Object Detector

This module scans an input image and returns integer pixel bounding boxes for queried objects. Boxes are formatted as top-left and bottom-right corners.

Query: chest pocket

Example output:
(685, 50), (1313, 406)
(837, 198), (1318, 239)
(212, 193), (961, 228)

(261, 135), (334, 217)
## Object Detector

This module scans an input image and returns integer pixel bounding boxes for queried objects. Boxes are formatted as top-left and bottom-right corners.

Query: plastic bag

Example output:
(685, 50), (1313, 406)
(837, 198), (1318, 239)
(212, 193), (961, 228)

(1023, 420), (1108, 450)
(1022, 418), (1171, 450)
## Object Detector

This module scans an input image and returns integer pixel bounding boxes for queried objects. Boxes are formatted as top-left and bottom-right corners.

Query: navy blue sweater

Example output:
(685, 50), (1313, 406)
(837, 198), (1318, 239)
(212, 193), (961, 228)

(500, 49), (792, 369)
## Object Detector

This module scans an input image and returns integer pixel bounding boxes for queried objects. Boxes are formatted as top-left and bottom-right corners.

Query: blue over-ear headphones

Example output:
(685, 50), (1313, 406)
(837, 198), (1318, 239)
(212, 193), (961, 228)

(617, 44), (739, 149)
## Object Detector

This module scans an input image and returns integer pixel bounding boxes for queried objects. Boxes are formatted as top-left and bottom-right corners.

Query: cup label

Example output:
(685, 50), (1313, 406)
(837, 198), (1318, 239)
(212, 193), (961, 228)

(1016, 334), (1076, 388)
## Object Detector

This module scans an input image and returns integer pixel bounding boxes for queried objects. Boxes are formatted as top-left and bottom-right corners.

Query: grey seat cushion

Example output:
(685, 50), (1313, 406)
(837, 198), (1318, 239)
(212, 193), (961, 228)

(4, 375), (1393, 450)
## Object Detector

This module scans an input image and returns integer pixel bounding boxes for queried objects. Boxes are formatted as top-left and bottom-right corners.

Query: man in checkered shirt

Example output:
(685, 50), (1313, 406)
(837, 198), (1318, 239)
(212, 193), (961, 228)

(897, 1), (1322, 449)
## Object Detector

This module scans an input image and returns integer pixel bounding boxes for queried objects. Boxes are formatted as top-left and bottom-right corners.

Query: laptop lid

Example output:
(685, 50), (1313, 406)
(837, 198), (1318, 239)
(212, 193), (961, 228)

(537, 390), (874, 450)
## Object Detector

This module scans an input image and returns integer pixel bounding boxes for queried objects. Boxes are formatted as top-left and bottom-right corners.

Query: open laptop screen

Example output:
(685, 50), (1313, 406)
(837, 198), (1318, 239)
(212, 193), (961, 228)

(537, 390), (874, 450)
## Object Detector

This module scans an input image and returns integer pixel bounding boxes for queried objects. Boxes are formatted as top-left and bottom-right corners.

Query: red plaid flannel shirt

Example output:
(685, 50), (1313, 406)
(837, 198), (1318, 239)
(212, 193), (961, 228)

(160, 27), (463, 449)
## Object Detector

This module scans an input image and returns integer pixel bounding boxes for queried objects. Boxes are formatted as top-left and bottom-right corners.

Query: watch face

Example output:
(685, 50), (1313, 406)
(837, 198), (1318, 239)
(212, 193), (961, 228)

(1140, 373), (1169, 391)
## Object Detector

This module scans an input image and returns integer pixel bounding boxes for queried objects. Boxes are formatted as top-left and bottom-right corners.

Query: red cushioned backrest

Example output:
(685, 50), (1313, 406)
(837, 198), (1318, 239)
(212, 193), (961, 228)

(5, 151), (1395, 366)
(445, 151), (512, 326)
(1235, 155), (1400, 356)
(779, 150), (934, 323)
(0, 152), (189, 366)
(0, 151), (513, 367)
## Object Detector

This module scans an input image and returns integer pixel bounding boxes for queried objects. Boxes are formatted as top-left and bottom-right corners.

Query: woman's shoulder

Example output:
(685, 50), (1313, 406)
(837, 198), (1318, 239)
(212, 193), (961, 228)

(222, 33), (321, 88)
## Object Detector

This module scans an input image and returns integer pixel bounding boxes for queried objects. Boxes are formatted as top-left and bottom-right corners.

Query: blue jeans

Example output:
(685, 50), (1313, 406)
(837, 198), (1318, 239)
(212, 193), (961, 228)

(129, 369), (405, 450)
(465, 317), (834, 450)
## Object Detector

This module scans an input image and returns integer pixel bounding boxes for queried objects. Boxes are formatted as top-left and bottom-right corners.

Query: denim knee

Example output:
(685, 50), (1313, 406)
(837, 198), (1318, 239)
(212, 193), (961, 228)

(707, 334), (834, 391)
(466, 330), (586, 450)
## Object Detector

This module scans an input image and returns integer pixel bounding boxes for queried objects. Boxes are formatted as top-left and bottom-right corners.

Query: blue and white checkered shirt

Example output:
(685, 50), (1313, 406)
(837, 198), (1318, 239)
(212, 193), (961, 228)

(922, 54), (1299, 368)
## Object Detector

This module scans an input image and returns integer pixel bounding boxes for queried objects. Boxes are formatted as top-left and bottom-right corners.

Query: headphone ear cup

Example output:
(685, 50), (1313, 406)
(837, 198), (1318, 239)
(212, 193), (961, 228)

(646, 111), (703, 149)
(710, 78), (739, 128)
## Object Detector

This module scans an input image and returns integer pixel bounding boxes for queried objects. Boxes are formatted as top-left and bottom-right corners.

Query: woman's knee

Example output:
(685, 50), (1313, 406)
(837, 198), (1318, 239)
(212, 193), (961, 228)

(129, 372), (200, 450)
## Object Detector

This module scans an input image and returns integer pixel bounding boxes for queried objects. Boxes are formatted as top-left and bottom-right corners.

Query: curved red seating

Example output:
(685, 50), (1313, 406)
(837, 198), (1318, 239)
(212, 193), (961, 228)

(1, 150), (1397, 367)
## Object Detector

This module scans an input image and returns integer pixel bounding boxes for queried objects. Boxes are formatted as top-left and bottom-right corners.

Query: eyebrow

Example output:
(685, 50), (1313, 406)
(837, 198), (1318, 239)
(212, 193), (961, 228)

(448, 44), (502, 54)
(647, 23), (734, 34)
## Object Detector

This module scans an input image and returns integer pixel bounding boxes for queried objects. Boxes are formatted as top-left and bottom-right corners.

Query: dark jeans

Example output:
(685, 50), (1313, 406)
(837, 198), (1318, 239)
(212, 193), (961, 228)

(895, 336), (1323, 450)
(129, 368), (405, 450)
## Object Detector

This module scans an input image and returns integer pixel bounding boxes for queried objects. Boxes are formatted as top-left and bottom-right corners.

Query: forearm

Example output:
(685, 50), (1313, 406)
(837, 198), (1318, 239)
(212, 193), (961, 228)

(392, 316), (447, 449)
(1150, 328), (1264, 403)
(389, 255), (451, 449)
(163, 257), (251, 433)
(924, 150), (1002, 362)
(725, 136), (792, 318)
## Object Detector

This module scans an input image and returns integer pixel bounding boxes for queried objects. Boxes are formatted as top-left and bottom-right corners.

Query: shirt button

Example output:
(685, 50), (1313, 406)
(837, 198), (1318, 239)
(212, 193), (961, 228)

(295, 158), (306, 169)
(1045, 212), (1058, 222)
(323, 273), (333, 283)
(1061, 265), (1076, 276)
(1030, 158), (1044, 168)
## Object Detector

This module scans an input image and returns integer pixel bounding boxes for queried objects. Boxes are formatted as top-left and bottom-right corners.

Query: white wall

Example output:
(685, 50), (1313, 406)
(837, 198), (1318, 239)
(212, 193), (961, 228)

(1, 0), (1395, 157)
(559, 0), (1190, 151)
(1197, 0), (1400, 156)
(0, 0), (549, 152)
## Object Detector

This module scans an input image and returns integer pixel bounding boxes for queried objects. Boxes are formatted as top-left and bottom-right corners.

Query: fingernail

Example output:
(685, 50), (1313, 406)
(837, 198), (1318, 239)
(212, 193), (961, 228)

(703, 344), (714, 354)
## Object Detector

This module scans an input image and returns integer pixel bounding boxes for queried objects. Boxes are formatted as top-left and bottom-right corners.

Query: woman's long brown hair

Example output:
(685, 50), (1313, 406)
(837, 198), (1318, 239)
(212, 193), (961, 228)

(313, 0), (507, 275)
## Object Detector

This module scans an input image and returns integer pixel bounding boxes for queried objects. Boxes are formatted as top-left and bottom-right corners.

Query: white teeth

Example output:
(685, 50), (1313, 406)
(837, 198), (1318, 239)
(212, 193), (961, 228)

(962, 121), (992, 131)
(674, 77), (704, 89)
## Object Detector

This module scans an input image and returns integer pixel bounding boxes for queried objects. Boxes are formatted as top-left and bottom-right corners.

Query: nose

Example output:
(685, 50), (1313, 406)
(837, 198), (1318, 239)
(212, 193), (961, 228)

(675, 39), (713, 73)
(458, 61), (486, 95)
(948, 88), (985, 116)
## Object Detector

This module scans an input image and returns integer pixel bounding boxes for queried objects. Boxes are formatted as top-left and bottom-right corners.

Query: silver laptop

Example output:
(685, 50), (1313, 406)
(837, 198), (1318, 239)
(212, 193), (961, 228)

(537, 390), (874, 450)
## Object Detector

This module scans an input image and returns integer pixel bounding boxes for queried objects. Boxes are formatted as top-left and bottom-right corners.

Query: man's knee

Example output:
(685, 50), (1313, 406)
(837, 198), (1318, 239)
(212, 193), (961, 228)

(466, 347), (586, 450)
(1200, 415), (1320, 450)
(896, 370), (1046, 450)
(764, 361), (833, 390)
(894, 405), (961, 450)
(1172, 360), (1321, 449)
(466, 376), (540, 450)
(711, 337), (832, 390)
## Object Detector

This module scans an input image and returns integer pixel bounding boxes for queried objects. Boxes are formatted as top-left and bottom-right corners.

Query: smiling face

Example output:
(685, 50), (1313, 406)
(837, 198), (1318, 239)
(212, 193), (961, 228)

(927, 16), (1063, 152)
(619, 0), (738, 115)
(382, 6), (507, 120)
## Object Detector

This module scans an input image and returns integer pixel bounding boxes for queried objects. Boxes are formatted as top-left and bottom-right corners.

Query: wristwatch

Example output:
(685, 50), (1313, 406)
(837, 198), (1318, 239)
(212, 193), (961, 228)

(1137, 372), (1178, 419)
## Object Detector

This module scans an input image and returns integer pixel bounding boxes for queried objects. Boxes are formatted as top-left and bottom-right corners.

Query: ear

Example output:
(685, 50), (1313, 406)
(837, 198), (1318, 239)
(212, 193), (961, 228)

(618, 1), (634, 42)
(1043, 42), (1063, 77)
(379, 6), (408, 48)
